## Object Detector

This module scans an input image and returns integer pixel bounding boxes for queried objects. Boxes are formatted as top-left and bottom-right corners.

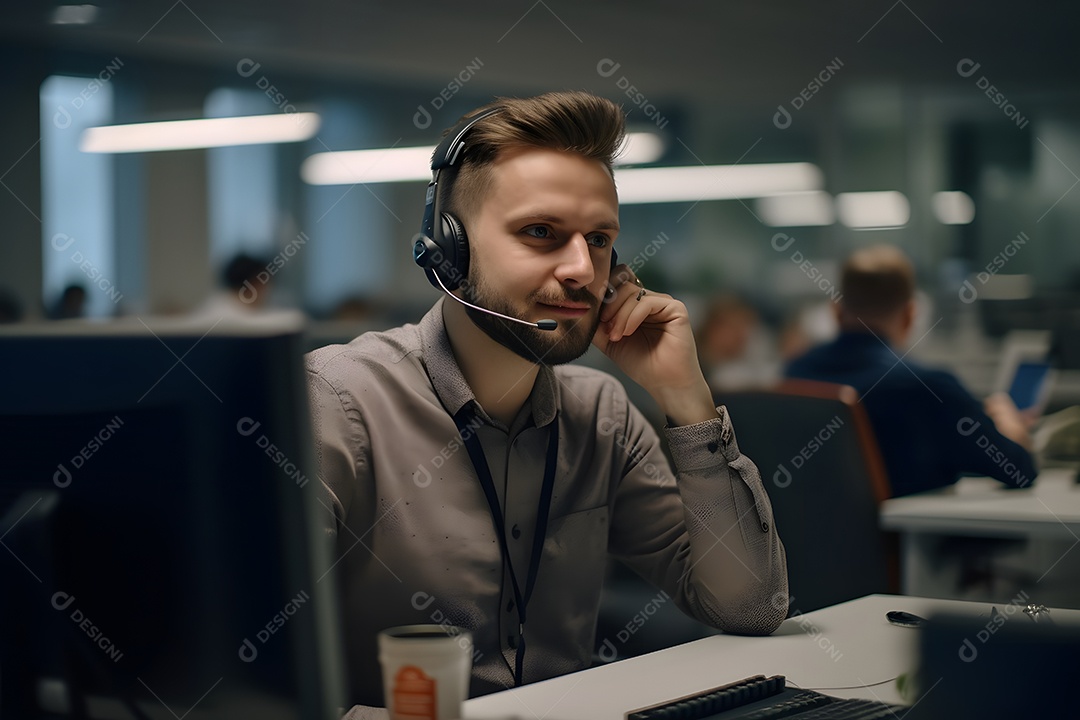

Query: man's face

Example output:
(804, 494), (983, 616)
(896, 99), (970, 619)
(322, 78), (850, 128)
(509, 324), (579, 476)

(462, 146), (619, 365)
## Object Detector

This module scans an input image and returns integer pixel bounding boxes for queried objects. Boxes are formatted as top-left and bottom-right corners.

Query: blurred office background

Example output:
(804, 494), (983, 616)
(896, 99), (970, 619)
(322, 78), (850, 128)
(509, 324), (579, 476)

(1, 0), (1079, 400)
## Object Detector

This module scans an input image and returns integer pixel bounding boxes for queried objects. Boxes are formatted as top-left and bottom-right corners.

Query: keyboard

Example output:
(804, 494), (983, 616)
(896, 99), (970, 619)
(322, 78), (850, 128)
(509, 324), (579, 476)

(626, 674), (903, 720)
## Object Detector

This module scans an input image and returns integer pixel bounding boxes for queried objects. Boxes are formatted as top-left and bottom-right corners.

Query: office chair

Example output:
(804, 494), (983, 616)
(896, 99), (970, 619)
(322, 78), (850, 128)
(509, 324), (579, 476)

(720, 379), (895, 613)
(593, 380), (893, 661)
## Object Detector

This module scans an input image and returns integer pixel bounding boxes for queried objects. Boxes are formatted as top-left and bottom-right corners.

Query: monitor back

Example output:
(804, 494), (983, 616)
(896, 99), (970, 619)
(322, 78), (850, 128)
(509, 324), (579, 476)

(910, 611), (1080, 718)
(0, 321), (344, 719)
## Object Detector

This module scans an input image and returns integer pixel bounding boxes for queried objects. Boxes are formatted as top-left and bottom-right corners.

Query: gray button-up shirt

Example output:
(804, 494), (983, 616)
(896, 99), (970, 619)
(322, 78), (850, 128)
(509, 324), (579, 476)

(306, 299), (787, 709)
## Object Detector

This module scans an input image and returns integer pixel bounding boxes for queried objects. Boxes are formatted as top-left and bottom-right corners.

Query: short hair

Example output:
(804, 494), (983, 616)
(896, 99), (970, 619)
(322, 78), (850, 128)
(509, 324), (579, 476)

(440, 91), (626, 223)
(839, 245), (915, 326)
(222, 253), (267, 291)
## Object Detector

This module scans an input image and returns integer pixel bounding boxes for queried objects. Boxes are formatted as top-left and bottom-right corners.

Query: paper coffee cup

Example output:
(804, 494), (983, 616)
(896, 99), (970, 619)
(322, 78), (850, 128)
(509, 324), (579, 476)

(378, 624), (473, 720)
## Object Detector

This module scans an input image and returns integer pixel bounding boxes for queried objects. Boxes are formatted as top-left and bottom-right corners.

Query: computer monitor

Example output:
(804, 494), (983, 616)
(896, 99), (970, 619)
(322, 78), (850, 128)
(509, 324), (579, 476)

(912, 611), (1080, 718)
(0, 318), (345, 719)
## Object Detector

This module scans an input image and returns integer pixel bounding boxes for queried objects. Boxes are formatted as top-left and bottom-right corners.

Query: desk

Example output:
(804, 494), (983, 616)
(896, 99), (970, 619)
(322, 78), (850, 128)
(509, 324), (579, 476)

(880, 467), (1080, 538)
(463, 594), (1079, 720)
(880, 468), (1080, 600)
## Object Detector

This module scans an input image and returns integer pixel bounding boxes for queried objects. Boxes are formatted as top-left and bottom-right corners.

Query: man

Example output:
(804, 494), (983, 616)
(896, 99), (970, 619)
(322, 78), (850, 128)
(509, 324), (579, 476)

(307, 92), (787, 711)
(785, 244), (1037, 496)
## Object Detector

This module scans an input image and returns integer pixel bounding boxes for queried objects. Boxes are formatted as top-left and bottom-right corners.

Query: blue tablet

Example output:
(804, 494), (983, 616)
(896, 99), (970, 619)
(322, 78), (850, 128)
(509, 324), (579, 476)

(1008, 360), (1054, 413)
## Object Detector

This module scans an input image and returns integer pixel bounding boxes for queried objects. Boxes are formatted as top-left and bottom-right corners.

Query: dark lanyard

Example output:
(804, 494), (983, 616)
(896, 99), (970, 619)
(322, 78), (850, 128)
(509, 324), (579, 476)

(453, 406), (559, 687)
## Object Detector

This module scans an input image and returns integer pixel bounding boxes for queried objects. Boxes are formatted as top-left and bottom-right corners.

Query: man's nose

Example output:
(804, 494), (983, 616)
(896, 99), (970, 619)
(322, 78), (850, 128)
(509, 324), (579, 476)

(553, 234), (596, 288)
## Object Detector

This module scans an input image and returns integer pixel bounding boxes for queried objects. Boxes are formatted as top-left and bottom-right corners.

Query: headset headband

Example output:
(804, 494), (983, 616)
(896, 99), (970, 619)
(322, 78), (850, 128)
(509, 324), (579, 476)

(420, 107), (501, 246)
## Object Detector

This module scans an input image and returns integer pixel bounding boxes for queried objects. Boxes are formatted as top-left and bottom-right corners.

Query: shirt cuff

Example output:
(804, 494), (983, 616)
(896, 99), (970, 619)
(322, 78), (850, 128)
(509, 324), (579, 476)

(664, 405), (740, 471)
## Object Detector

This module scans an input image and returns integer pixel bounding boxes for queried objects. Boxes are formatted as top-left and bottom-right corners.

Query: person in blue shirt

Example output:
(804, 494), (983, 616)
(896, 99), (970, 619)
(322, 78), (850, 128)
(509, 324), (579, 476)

(785, 244), (1036, 497)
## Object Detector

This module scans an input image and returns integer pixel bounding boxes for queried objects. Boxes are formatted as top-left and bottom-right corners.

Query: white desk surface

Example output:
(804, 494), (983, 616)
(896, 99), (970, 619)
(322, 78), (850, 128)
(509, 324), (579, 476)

(463, 594), (1079, 720)
(879, 467), (1080, 537)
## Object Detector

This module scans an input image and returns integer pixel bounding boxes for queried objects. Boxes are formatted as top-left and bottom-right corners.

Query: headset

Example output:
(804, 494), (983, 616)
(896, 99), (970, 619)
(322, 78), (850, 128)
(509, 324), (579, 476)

(413, 108), (618, 331)
(413, 108), (499, 293)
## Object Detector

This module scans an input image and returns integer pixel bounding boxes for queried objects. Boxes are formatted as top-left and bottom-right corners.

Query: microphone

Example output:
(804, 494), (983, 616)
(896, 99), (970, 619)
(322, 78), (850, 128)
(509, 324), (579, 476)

(429, 268), (557, 331)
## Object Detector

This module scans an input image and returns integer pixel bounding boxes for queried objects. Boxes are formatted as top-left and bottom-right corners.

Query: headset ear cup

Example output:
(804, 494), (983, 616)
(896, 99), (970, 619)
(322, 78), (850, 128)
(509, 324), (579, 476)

(439, 212), (469, 291)
(610, 247), (619, 270)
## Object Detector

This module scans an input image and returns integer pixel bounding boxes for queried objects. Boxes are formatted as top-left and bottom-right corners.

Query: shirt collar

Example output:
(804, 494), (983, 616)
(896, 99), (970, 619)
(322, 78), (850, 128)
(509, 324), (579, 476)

(837, 330), (894, 349)
(417, 298), (559, 429)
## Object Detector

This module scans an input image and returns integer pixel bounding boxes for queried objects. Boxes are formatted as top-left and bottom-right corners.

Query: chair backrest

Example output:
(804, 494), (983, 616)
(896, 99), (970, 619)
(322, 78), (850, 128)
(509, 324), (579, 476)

(720, 379), (893, 613)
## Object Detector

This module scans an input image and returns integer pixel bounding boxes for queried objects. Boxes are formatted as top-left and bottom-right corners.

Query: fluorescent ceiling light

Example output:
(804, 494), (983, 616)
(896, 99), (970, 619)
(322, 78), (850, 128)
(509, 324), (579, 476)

(302, 145), (432, 184)
(614, 163), (823, 204)
(932, 190), (976, 224)
(302, 146), (432, 185)
(51, 4), (99, 24)
(618, 132), (665, 165)
(757, 191), (835, 227)
(81, 113), (321, 153)
(836, 191), (910, 229)
(302, 131), (665, 186)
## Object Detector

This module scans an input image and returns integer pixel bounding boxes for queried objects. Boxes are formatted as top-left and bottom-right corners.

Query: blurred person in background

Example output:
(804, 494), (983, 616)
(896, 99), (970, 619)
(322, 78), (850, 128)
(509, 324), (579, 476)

(47, 283), (87, 320)
(697, 294), (780, 392)
(785, 244), (1036, 497)
(192, 252), (274, 320)
(0, 287), (24, 324)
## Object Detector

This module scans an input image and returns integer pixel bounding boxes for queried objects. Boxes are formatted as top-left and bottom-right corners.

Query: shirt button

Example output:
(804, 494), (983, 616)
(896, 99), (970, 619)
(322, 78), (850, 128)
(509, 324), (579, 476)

(511, 524), (521, 539)
(506, 599), (515, 612)
(706, 441), (718, 453)
(761, 520), (770, 533)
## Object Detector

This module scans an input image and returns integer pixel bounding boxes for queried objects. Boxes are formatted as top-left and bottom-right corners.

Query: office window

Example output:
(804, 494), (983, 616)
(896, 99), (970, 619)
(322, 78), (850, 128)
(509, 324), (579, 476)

(205, 88), (279, 267)
(303, 98), (393, 317)
(40, 74), (117, 318)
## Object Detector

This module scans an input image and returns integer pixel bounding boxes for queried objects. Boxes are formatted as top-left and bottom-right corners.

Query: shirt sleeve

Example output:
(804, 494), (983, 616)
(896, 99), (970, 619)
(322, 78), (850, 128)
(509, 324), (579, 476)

(306, 362), (371, 538)
(607, 399), (788, 636)
(340, 704), (388, 720)
(936, 373), (1038, 488)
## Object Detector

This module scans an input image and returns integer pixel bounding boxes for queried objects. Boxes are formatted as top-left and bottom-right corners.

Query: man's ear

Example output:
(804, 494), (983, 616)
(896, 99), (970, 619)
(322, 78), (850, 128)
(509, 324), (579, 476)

(900, 298), (916, 333)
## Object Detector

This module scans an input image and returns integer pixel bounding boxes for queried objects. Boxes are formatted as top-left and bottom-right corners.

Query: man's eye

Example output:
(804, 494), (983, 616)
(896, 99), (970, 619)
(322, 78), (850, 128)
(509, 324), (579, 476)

(586, 234), (609, 248)
(524, 226), (553, 239)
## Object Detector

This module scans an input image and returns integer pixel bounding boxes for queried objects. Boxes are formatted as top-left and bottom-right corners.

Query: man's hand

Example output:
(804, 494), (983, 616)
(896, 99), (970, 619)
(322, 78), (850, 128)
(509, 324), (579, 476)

(984, 392), (1035, 451)
(592, 264), (717, 426)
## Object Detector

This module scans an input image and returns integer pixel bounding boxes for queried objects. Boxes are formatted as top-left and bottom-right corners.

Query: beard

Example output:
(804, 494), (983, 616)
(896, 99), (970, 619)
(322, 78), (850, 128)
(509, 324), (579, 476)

(461, 268), (601, 366)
